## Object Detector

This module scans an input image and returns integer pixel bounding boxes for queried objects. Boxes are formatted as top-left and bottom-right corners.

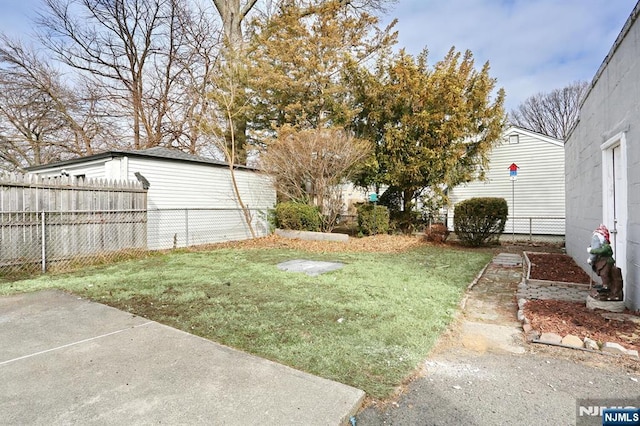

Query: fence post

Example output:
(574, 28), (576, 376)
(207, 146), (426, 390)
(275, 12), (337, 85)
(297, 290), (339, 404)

(41, 211), (46, 273)
(185, 209), (189, 247)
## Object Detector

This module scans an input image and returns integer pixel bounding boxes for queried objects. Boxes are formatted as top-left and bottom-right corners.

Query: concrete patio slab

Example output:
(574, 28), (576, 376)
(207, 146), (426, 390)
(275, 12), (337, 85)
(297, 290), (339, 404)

(0, 290), (364, 425)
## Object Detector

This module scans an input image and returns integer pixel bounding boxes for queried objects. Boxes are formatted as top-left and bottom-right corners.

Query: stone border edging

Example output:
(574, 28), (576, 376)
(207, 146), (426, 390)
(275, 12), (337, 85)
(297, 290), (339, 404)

(459, 261), (491, 310)
(529, 339), (619, 356)
(517, 297), (639, 359)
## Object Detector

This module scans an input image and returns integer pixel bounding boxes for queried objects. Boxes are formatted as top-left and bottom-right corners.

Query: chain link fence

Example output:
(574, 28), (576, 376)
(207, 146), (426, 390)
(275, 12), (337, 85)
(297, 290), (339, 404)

(0, 208), (271, 280)
(0, 209), (147, 278)
(499, 216), (565, 244)
(340, 212), (565, 244)
(1, 206), (562, 280)
(441, 215), (565, 244)
(0, 173), (273, 280)
(147, 208), (270, 250)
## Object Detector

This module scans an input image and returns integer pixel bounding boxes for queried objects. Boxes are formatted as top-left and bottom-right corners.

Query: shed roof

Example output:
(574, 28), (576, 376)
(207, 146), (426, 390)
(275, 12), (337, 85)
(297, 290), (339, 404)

(25, 147), (257, 171)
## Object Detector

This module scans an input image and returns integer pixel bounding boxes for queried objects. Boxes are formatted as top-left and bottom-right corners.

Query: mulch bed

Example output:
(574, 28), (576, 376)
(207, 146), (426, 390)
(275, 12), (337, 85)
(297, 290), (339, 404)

(527, 252), (591, 284)
(196, 233), (427, 253)
(524, 299), (640, 353)
(525, 251), (639, 354)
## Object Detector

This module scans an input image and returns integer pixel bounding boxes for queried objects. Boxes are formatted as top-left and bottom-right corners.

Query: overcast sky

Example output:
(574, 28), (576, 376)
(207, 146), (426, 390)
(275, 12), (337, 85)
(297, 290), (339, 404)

(381, 0), (637, 110)
(0, 0), (637, 111)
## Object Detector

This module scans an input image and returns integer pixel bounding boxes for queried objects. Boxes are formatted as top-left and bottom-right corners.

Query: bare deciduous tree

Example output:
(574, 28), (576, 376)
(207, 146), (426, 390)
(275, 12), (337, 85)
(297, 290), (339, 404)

(209, 0), (259, 164)
(259, 126), (371, 231)
(202, 58), (257, 237)
(164, 2), (223, 154)
(213, 0), (258, 49)
(509, 80), (589, 140)
(0, 35), (102, 171)
(38, 0), (213, 150)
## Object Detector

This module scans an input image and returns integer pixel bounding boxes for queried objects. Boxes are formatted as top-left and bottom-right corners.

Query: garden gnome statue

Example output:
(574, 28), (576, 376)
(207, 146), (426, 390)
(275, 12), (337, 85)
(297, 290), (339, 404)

(587, 224), (623, 301)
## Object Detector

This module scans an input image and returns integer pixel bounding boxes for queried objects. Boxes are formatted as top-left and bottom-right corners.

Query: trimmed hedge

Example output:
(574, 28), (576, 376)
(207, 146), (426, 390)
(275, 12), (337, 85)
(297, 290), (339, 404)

(454, 197), (508, 246)
(274, 202), (322, 231)
(357, 203), (390, 236)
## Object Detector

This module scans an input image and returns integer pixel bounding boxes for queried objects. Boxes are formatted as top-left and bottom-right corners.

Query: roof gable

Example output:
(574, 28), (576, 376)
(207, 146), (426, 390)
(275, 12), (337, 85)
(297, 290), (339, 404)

(503, 126), (564, 147)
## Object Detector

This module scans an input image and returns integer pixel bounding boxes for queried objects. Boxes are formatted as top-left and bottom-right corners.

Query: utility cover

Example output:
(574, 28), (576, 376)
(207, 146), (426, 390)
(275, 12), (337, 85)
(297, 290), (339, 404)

(277, 259), (344, 276)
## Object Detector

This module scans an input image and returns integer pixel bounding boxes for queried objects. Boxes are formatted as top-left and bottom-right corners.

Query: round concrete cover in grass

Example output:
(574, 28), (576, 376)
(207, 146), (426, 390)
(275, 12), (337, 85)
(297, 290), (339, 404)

(277, 259), (344, 276)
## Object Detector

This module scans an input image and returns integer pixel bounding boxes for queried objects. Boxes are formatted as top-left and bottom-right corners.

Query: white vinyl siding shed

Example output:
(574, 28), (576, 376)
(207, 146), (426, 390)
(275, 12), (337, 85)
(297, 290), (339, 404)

(26, 147), (276, 249)
(447, 126), (565, 235)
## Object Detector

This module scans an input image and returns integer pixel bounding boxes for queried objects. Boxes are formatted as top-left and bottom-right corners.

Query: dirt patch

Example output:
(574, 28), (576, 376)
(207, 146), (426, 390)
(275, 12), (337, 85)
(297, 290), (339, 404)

(526, 252), (591, 284)
(524, 299), (640, 353)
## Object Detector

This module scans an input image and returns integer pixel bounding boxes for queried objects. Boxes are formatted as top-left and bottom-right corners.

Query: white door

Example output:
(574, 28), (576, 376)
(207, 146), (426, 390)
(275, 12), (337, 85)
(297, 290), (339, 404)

(602, 134), (627, 293)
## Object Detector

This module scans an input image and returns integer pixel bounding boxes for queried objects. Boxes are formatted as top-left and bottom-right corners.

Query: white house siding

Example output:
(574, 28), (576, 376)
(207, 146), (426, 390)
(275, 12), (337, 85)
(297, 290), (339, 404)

(565, 2), (640, 311)
(126, 157), (275, 249)
(26, 149), (276, 250)
(33, 158), (112, 180)
(447, 127), (565, 235)
(339, 182), (372, 215)
(124, 157), (274, 209)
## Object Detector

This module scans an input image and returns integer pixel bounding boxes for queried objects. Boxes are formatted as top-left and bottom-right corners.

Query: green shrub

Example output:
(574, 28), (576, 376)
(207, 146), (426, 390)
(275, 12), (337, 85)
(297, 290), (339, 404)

(454, 197), (508, 246)
(356, 203), (390, 236)
(274, 202), (321, 231)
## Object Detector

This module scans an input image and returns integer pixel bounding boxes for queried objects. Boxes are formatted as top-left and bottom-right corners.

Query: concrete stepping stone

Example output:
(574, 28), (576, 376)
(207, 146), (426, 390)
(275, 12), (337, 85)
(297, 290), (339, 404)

(277, 259), (344, 276)
(492, 253), (523, 267)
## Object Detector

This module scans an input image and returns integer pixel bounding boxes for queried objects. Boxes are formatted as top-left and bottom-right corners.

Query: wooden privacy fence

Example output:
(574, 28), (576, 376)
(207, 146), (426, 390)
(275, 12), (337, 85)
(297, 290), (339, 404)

(0, 173), (147, 273)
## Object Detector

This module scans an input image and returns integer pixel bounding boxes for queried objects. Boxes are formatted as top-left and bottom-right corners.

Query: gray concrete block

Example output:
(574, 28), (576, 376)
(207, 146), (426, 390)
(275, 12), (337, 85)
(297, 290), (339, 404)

(275, 229), (349, 242)
(277, 259), (344, 276)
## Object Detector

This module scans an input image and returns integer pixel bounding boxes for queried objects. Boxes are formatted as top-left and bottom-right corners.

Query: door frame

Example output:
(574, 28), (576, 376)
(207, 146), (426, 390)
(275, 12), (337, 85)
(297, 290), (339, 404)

(600, 132), (628, 292)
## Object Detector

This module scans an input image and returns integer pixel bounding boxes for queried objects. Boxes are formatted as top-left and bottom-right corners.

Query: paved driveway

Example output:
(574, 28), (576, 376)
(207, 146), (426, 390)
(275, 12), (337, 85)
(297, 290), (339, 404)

(1, 290), (364, 425)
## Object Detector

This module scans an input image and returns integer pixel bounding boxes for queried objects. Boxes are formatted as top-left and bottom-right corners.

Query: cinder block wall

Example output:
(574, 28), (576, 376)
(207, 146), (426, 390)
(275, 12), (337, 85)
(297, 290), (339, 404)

(565, 7), (640, 311)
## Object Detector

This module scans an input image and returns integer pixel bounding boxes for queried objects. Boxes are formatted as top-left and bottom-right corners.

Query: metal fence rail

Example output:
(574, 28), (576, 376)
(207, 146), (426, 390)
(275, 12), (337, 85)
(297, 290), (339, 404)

(503, 216), (565, 242)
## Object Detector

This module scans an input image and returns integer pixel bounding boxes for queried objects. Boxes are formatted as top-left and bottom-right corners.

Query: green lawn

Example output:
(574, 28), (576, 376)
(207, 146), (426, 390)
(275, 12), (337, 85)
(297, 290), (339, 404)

(1, 245), (491, 398)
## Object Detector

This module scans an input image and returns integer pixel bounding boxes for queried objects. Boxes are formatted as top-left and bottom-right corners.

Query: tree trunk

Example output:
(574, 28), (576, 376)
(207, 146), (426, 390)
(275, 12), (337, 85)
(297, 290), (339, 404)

(403, 188), (414, 212)
(212, 0), (257, 164)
